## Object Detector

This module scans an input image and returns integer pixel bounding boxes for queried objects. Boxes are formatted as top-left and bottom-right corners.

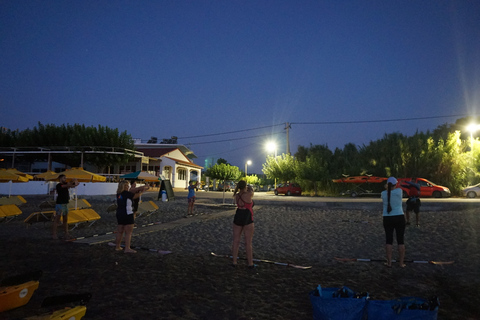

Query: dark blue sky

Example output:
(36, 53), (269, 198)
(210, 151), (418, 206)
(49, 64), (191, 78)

(1, 1), (479, 173)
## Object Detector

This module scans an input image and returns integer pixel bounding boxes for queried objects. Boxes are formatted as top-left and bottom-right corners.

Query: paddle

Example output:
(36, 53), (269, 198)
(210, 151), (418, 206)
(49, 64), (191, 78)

(334, 257), (455, 265)
(211, 252), (312, 269)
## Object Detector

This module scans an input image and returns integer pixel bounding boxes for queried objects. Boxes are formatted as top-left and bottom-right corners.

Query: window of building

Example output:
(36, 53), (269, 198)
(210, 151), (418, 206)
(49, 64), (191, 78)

(178, 168), (186, 180)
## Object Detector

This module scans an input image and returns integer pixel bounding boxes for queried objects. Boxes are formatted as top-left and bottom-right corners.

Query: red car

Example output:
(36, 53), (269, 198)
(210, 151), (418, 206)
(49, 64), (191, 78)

(398, 178), (451, 198)
(274, 183), (302, 196)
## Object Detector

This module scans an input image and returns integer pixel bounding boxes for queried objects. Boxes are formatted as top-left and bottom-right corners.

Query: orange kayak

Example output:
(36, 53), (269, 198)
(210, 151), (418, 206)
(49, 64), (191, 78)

(0, 280), (39, 312)
(333, 176), (387, 184)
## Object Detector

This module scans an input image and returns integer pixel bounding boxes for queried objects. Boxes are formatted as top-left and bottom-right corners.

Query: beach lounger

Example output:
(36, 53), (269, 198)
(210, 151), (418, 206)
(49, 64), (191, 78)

(0, 195), (27, 206)
(24, 211), (55, 224)
(106, 203), (117, 213)
(38, 198), (91, 210)
(68, 199), (91, 210)
(24, 208), (101, 229)
(68, 208), (101, 230)
(136, 200), (159, 217)
(0, 204), (23, 222)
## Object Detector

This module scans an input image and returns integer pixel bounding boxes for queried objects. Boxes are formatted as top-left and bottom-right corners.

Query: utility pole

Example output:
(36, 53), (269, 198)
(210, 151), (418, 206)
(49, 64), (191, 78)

(285, 122), (291, 155)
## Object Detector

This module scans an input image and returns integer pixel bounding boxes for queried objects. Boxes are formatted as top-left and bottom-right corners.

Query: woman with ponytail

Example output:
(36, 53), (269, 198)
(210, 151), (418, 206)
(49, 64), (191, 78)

(231, 180), (256, 269)
(381, 177), (406, 268)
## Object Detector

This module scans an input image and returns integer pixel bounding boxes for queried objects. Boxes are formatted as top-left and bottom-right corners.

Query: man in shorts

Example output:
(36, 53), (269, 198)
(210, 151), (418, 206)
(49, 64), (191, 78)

(53, 174), (79, 239)
(402, 180), (421, 227)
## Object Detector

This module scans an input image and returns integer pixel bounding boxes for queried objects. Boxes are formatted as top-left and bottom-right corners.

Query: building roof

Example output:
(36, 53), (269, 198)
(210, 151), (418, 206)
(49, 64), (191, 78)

(134, 143), (197, 159)
(136, 147), (178, 158)
(164, 157), (203, 169)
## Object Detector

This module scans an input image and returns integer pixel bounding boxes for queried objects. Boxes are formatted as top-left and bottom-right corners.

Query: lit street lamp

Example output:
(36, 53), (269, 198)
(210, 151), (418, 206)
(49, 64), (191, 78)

(245, 160), (252, 177)
(266, 141), (277, 189)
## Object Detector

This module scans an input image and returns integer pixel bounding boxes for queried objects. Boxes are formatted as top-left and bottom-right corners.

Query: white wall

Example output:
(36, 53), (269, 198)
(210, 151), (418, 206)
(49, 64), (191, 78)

(0, 181), (118, 196)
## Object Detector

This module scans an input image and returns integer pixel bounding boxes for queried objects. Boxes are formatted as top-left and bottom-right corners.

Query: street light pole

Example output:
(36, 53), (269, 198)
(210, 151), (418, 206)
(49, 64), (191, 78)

(266, 141), (278, 190)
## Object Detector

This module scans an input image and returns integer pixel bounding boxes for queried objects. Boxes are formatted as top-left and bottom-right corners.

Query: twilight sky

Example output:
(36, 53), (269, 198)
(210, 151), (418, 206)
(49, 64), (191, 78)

(1, 1), (479, 173)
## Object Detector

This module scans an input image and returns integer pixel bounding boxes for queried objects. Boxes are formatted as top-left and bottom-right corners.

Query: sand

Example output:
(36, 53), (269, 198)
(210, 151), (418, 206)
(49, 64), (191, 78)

(1, 193), (479, 319)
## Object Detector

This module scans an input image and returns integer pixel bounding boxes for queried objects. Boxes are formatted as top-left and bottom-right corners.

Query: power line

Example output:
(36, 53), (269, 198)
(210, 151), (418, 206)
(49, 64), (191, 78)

(178, 123), (285, 140)
(185, 131), (285, 145)
(291, 114), (469, 125)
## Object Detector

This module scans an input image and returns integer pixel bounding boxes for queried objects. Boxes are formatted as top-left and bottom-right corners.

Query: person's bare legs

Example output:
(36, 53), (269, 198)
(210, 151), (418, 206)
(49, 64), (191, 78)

(124, 224), (136, 253)
(115, 225), (125, 250)
(398, 244), (406, 267)
(52, 215), (61, 239)
(415, 212), (420, 226)
(63, 215), (70, 239)
(405, 211), (411, 224)
(243, 223), (255, 266)
(385, 244), (393, 267)
(232, 224), (243, 265)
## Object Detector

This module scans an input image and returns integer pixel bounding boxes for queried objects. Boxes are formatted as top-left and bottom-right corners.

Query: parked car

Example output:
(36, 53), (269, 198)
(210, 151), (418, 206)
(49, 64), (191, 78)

(462, 183), (480, 198)
(398, 178), (451, 198)
(217, 181), (236, 192)
(274, 183), (302, 196)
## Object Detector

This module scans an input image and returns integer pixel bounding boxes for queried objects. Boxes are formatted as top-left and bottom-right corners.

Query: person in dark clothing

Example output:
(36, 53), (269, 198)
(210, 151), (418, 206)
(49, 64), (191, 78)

(401, 180), (421, 227)
(114, 180), (148, 253)
(52, 174), (79, 240)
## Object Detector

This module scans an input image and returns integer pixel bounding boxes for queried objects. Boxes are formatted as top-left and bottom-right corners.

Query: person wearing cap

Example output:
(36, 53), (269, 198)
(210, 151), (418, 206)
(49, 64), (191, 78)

(381, 176), (406, 268)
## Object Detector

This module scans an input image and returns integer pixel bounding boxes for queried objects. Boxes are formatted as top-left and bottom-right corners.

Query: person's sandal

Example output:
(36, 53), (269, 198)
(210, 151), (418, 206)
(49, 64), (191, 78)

(248, 264), (258, 270)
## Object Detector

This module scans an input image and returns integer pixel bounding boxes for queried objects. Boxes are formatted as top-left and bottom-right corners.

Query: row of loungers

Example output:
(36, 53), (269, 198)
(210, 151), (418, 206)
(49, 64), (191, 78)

(0, 196), (27, 222)
(23, 198), (159, 229)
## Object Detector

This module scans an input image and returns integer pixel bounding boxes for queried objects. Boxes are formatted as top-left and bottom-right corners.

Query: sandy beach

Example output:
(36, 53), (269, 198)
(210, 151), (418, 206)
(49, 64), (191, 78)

(1, 193), (479, 319)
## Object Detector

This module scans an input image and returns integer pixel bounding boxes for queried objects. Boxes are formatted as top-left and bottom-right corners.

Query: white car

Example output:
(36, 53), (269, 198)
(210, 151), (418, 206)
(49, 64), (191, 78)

(463, 183), (480, 198)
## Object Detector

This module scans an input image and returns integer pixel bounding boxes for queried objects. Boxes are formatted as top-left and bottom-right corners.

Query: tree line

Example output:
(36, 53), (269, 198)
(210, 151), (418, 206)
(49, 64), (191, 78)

(262, 117), (480, 196)
(206, 117), (480, 196)
(0, 122), (134, 173)
(2, 117), (479, 195)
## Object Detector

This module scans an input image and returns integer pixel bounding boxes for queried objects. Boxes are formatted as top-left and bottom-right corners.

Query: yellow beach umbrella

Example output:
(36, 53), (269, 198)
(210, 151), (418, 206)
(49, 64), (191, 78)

(0, 169), (29, 183)
(0, 169), (29, 197)
(45, 168), (106, 209)
(46, 167), (106, 183)
(6, 168), (33, 180)
(34, 170), (57, 181)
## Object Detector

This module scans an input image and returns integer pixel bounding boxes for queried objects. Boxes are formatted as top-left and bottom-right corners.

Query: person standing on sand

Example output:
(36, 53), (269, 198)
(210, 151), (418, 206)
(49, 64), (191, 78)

(129, 181), (144, 218)
(186, 180), (198, 217)
(52, 174), (78, 240)
(231, 181), (256, 269)
(115, 180), (148, 253)
(401, 179), (421, 227)
(381, 176), (406, 268)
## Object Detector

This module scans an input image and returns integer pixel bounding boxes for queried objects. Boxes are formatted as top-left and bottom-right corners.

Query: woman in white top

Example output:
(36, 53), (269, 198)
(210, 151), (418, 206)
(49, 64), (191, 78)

(381, 177), (406, 268)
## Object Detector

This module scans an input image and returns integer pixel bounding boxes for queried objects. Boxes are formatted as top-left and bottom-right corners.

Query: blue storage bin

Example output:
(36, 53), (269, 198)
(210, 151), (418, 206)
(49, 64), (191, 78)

(367, 296), (439, 320)
(309, 285), (368, 320)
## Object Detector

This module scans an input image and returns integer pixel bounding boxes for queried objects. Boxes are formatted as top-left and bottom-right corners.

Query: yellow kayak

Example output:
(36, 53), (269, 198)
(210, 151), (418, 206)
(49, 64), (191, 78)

(0, 280), (40, 312)
(24, 305), (87, 320)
